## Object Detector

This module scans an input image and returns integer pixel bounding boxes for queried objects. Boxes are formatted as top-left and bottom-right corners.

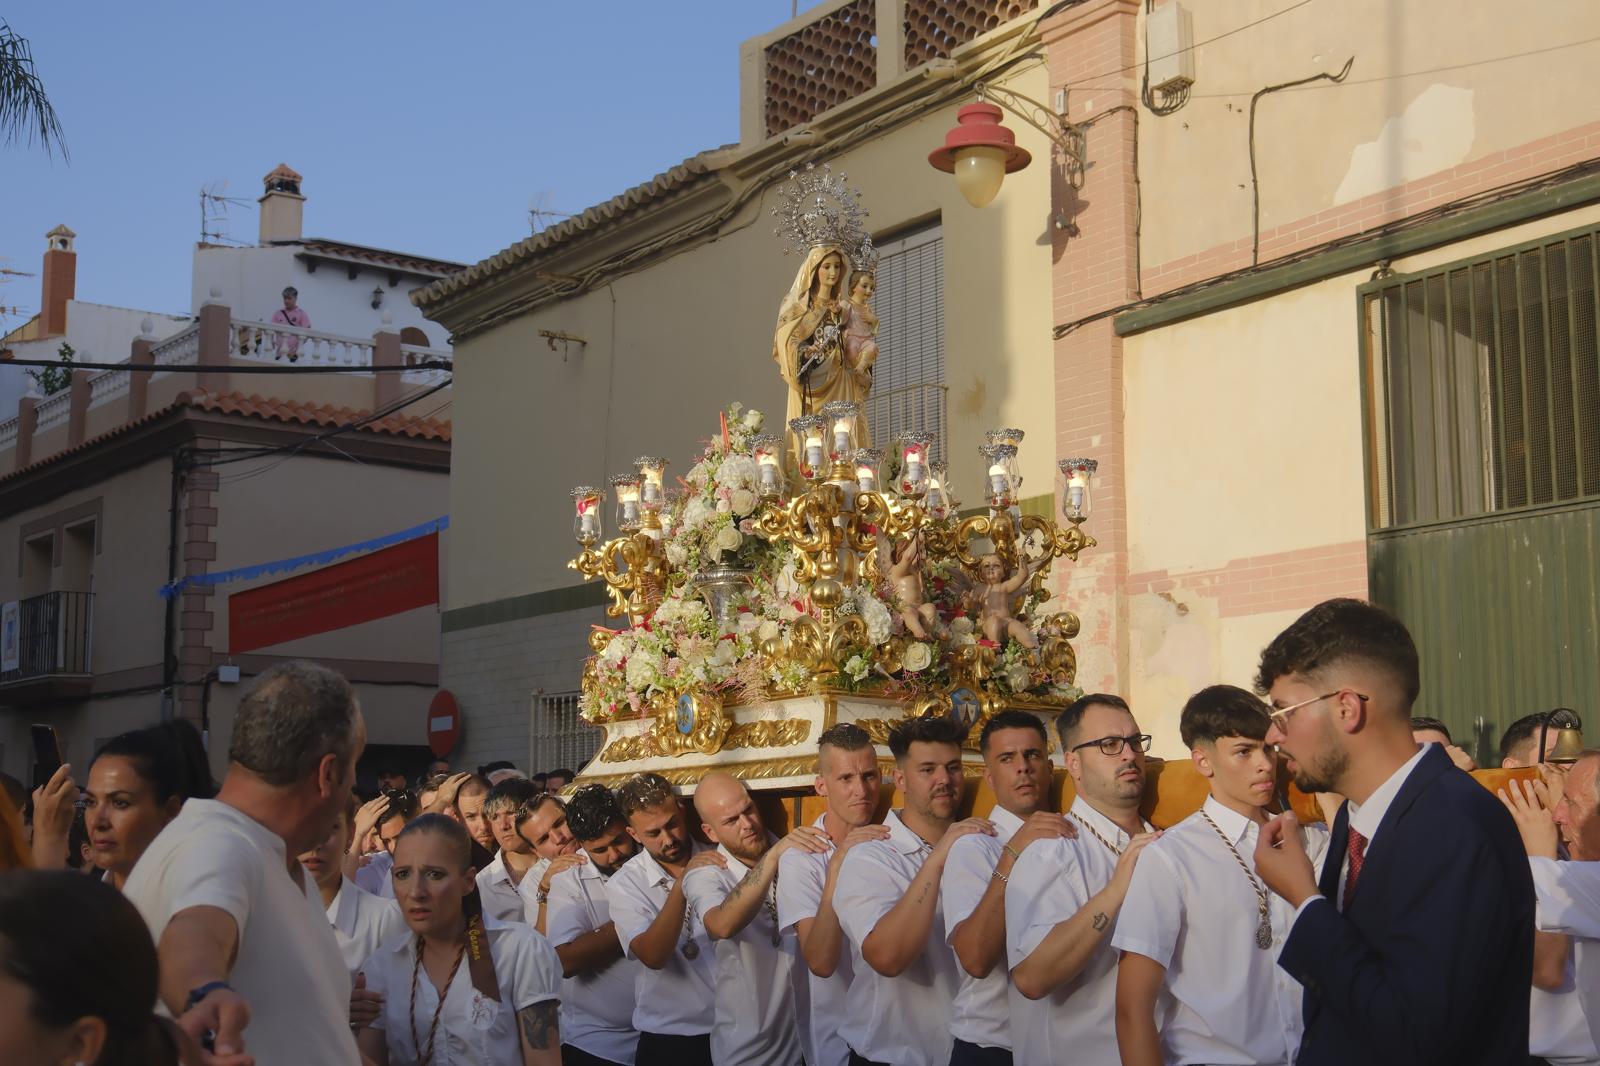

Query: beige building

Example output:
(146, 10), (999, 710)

(0, 184), (457, 783)
(419, 0), (1600, 765)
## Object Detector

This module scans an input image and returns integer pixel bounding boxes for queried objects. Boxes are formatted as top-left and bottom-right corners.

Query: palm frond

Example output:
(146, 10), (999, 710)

(0, 20), (66, 160)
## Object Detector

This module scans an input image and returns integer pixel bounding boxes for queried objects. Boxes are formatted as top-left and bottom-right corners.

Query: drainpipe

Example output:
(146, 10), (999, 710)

(161, 446), (190, 720)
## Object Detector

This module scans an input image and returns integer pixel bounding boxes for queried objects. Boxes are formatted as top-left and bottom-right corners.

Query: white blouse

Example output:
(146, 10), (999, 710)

(326, 877), (404, 982)
(361, 915), (562, 1066)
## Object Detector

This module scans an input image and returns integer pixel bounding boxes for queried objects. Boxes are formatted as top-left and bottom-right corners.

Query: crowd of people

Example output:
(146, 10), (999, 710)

(0, 597), (1597, 1066)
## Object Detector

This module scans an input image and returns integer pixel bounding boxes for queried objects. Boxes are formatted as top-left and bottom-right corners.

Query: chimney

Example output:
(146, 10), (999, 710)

(258, 163), (305, 244)
(40, 225), (76, 337)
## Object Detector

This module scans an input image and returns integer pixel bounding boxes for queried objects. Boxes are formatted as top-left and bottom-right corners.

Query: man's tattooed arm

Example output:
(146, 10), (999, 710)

(1091, 911), (1110, 931)
(723, 857), (767, 905)
(518, 1000), (560, 1051)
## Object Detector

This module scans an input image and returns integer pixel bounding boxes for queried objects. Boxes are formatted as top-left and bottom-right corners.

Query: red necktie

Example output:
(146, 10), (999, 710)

(1343, 827), (1368, 909)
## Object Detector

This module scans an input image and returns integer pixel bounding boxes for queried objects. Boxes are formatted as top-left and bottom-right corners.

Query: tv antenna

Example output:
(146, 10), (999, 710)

(199, 180), (253, 246)
(528, 191), (576, 235)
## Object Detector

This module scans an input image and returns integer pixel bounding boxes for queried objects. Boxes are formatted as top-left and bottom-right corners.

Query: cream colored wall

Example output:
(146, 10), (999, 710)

(1130, 0), (1600, 266)
(1122, 202), (1600, 754)
(211, 452), (447, 661)
(446, 63), (1057, 611)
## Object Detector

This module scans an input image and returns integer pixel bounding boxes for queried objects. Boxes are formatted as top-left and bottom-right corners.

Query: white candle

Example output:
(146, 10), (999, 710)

(805, 435), (824, 472)
(1068, 470), (1087, 513)
(989, 462), (1009, 499)
(832, 419), (852, 456)
(759, 458), (779, 493)
(580, 512), (599, 537)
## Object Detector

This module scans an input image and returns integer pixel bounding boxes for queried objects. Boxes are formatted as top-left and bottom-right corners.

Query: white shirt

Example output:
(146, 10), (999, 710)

(325, 876), (405, 982)
(1113, 795), (1329, 1065)
(940, 804), (1024, 1051)
(1531, 858), (1600, 1063)
(605, 844), (716, 1036)
(1005, 796), (1151, 1066)
(775, 813), (851, 1066)
(476, 852), (531, 924)
(362, 915), (561, 1066)
(1301, 742), (1431, 923)
(546, 860), (641, 1065)
(124, 799), (360, 1066)
(834, 809), (961, 1066)
(514, 856), (556, 921)
(355, 849), (395, 899)
(683, 839), (804, 1066)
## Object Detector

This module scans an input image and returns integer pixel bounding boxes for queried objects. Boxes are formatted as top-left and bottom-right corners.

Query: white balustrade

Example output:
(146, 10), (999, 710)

(87, 366), (130, 409)
(231, 319), (374, 372)
(34, 390), (71, 433)
(400, 343), (454, 387)
(0, 417), (17, 452)
(150, 323), (201, 381)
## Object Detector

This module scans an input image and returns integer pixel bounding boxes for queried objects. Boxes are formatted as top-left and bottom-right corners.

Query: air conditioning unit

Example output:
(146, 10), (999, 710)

(1146, 2), (1195, 94)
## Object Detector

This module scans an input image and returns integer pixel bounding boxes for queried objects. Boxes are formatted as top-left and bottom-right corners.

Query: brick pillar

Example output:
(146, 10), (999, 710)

(128, 334), (154, 420)
(176, 464), (220, 726)
(67, 369), (91, 447)
(373, 328), (403, 410)
(14, 396), (37, 471)
(196, 296), (232, 397)
(1042, 0), (1141, 694)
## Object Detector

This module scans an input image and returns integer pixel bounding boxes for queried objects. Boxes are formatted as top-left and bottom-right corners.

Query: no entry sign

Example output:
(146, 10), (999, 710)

(428, 690), (460, 757)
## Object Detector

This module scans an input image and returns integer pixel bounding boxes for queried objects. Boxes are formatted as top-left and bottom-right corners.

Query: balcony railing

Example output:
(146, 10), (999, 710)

(866, 381), (949, 462)
(0, 591), (93, 685)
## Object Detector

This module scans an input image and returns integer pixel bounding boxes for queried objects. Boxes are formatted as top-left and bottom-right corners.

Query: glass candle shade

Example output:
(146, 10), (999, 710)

(927, 460), (951, 517)
(982, 443), (1019, 509)
(985, 428), (1025, 490)
(897, 432), (934, 498)
(752, 434), (784, 499)
(635, 457), (668, 513)
(572, 486), (604, 546)
(790, 415), (828, 481)
(609, 473), (642, 532)
(853, 448), (884, 495)
(1058, 457), (1098, 523)
(820, 400), (861, 464)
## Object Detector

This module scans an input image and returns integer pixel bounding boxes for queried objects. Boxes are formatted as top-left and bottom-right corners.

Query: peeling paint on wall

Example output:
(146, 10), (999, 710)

(1335, 84), (1476, 206)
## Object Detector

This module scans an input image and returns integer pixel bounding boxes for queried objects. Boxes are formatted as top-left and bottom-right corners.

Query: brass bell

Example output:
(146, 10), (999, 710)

(1540, 708), (1585, 765)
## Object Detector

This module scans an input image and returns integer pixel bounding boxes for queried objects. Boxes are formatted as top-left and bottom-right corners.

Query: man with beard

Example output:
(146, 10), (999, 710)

(835, 715), (994, 1066)
(685, 772), (829, 1065)
(1115, 686), (1329, 1066)
(940, 711), (1074, 1066)
(606, 772), (718, 1066)
(1500, 750), (1600, 1065)
(476, 777), (541, 921)
(1006, 694), (1159, 1065)
(1252, 598), (1534, 1066)
(548, 784), (645, 1066)
(775, 722), (890, 1066)
(518, 793), (585, 934)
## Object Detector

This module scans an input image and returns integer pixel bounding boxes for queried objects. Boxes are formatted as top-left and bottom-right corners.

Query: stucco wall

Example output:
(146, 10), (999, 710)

(1121, 201), (1600, 754)
(1132, 0), (1600, 270)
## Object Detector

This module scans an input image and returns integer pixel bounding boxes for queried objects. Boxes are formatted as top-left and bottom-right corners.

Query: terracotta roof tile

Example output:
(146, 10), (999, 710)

(296, 238), (465, 278)
(412, 146), (731, 310)
(183, 389), (452, 442)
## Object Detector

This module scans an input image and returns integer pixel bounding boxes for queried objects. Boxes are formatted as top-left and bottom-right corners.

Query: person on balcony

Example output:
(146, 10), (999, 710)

(271, 286), (311, 361)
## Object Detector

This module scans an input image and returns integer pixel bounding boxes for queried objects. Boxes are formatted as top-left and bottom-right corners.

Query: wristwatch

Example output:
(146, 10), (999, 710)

(184, 980), (232, 1013)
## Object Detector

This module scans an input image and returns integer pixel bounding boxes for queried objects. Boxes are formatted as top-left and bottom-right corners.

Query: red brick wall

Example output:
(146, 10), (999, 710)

(1126, 541), (1369, 621)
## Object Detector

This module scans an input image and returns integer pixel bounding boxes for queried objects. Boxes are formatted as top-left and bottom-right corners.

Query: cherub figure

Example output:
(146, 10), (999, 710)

(841, 270), (879, 390)
(886, 532), (942, 641)
(969, 552), (1045, 650)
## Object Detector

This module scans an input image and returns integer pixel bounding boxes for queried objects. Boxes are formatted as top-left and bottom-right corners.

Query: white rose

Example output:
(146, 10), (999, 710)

(665, 542), (688, 567)
(903, 642), (933, 673)
(683, 497), (713, 530)
(1006, 664), (1032, 692)
(736, 612), (762, 635)
(949, 616), (975, 637)
(714, 525), (742, 555)
(844, 655), (869, 682)
(758, 619), (782, 642)
(857, 593), (892, 645)
(743, 409), (764, 431)
(730, 488), (758, 516)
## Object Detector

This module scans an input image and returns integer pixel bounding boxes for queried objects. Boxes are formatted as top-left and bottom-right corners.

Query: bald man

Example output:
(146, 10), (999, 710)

(682, 772), (829, 1066)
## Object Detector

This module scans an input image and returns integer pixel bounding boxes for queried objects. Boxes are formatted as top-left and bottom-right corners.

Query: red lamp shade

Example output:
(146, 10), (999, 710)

(928, 102), (1032, 207)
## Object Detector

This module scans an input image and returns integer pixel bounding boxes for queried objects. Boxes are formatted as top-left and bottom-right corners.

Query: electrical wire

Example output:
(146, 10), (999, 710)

(0, 356), (450, 374)
(1063, 0), (1315, 90)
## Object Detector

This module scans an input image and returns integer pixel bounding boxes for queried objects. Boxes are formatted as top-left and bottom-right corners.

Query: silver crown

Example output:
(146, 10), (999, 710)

(772, 162), (878, 274)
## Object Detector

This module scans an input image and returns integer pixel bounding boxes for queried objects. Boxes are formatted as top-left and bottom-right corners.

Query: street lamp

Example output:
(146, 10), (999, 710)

(927, 102), (1032, 208)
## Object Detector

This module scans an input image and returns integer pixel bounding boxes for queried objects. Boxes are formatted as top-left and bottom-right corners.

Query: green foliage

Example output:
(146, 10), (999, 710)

(27, 341), (73, 396)
(0, 20), (67, 158)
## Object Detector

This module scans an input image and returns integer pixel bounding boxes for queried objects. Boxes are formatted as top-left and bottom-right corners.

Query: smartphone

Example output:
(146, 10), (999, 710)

(30, 723), (61, 791)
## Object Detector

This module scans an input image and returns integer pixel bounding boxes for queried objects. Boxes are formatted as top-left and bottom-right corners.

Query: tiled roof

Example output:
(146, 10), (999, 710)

(184, 389), (452, 442)
(413, 146), (731, 309)
(295, 238), (465, 278)
(0, 389), (449, 484)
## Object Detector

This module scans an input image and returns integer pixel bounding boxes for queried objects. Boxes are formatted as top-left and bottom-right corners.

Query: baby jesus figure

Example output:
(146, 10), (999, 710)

(887, 532), (942, 642)
(842, 270), (879, 388)
(970, 552), (1045, 650)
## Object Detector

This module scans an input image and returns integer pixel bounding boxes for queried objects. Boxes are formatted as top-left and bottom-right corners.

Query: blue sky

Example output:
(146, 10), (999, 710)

(1, 2), (818, 321)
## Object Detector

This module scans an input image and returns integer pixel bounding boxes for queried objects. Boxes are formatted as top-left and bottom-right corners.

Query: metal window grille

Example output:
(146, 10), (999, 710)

(867, 223), (948, 461)
(1364, 226), (1600, 529)
(529, 691), (604, 775)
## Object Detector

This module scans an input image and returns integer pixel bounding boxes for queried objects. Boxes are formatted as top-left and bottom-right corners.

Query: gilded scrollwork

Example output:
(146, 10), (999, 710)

(724, 719), (812, 750)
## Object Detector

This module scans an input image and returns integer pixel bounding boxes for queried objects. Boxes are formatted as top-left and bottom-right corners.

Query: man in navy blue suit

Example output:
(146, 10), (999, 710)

(1250, 598), (1535, 1066)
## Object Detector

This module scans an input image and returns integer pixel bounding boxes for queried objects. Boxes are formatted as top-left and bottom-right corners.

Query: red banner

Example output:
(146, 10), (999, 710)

(228, 533), (439, 654)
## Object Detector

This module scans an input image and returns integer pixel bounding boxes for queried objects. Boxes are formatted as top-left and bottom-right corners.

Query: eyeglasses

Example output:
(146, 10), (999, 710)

(1266, 689), (1369, 732)
(1070, 733), (1152, 757)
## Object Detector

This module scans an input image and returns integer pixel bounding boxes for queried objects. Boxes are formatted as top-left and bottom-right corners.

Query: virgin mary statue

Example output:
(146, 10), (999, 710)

(773, 244), (874, 450)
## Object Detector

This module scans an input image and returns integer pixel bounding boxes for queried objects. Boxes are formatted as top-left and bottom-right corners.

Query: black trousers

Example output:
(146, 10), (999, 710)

(560, 1045), (629, 1066)
(849, 1052), (890, 1066)
(949, 1038), (1013, 1066)
(636, 1031), (712, 1066)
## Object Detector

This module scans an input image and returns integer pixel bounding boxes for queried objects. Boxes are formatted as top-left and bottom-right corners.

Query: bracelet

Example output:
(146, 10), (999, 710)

(992, 867), (1010, 884)
(1001, 843), (1022, 863)
(184, 981), (232, 1013)
(536, 888), (550, 905)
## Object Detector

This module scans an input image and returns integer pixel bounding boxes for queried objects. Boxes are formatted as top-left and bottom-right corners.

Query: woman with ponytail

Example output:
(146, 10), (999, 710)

(83, 718), (215, 889)
(0, 870), (198, 1065)
(357, 813), (563, 1065)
